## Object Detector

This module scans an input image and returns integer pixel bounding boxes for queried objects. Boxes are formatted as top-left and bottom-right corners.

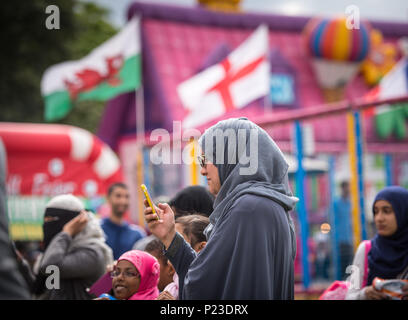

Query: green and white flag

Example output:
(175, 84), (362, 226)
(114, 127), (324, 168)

(41, 17), (141, 121)
(374, 58), (408, 139)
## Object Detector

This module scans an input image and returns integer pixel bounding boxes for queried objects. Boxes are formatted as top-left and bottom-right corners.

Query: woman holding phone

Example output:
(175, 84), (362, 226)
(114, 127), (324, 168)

(346, 186), (408, 300)
(144, 117), (298, 300)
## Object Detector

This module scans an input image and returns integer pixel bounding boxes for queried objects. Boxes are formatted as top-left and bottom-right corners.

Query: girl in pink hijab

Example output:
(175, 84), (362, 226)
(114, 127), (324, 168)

(109, 250), (160, 300)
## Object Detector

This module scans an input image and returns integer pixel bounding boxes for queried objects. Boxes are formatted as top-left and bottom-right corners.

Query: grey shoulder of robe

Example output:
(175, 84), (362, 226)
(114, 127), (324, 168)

(183, 193), (295, 300)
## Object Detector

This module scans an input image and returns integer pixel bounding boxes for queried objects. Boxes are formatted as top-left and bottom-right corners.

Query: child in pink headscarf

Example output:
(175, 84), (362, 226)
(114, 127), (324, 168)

(100, 250), (160, 300)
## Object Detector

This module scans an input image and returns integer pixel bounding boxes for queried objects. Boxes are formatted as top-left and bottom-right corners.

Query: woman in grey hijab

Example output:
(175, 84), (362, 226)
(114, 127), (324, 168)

(144, 118), (298, 299)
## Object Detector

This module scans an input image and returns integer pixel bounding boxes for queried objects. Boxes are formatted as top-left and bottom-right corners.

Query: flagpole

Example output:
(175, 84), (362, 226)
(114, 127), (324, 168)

(135, 16), (146, 229)
(264, 49), (272, 113)
(263, 92), (272, 113)
(136, 85), (145, 139)
(135, 85), (146, 229)
(136, 16), (145, 141)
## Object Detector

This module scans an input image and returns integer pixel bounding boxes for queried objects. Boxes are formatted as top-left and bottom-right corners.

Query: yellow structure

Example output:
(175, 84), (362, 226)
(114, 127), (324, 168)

(198, 0), (241, 12)
(189, 138), (199, 185)
(346, 113), (361, 251)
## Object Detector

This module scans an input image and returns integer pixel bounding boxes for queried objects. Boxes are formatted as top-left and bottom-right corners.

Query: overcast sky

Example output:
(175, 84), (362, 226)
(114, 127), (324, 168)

(90, 0), (408, 27)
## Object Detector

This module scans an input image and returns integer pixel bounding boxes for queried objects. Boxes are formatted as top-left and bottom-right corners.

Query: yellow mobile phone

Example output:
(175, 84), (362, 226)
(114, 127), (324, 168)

(141, 184), (160, 220)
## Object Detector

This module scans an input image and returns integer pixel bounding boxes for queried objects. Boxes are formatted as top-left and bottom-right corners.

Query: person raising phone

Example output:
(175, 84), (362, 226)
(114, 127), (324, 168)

(144, 118), (298, 300)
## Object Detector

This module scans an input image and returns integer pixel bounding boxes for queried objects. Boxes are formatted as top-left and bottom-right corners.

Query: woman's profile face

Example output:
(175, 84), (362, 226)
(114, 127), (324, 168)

(112, 260), (141, 300)
(199, 154), (221, 195)
(374, 200), (398, 237)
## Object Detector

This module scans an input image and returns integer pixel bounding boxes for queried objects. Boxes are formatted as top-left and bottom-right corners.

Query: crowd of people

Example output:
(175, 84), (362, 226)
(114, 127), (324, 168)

(1, 118), (407, 300)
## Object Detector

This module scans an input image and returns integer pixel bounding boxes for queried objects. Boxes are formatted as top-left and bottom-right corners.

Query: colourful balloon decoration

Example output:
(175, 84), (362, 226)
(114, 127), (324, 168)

(304, 16), (371, 62)
(303, 17), (373, 101)
(360, 29), (399, 86)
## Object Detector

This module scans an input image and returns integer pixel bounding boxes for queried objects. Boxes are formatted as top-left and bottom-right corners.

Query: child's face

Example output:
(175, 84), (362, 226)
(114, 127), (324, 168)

(175, 223), (206, 253)
(112, 260), (141, 300)
(149, 250), (174, 291)
(175, 223), (189, 242)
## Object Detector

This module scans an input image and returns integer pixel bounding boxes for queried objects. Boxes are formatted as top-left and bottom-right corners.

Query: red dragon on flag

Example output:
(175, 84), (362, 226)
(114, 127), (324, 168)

(64, 54), (124, 99)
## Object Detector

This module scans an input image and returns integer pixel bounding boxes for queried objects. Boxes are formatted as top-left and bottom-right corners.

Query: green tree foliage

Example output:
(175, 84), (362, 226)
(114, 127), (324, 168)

(0, 0), (117, 133)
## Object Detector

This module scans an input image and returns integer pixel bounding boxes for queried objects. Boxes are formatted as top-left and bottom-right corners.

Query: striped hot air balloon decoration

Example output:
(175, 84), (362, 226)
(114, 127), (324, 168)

(303, 16), (372, 101)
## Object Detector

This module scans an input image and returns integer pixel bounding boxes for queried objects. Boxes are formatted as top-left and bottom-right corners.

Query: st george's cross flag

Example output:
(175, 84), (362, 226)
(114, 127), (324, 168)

(41, 17), (141, 121)
(177, 25), (270, 129)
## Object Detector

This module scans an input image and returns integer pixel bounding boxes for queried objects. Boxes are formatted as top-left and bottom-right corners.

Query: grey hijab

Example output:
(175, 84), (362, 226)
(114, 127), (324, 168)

(198, 117), (298, 241)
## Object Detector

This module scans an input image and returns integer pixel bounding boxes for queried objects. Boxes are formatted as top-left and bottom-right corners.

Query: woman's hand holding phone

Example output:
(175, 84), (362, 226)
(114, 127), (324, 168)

(143, 200), (176, 250)
(364, 285), (390, 300)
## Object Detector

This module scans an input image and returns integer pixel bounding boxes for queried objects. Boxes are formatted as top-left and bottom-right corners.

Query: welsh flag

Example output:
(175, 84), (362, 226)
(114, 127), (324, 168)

(178, 25), (270, 129)
(41, 17), (141, 121)
(365, 58), (408, 139)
